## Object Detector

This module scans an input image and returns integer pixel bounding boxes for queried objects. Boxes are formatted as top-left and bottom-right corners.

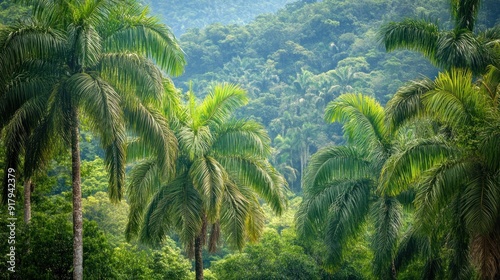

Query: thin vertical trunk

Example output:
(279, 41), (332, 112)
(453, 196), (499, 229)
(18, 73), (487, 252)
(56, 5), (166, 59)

(23, 178), (31, 224)
(71, 107), (83, 280)
(194, 236), (204, 280)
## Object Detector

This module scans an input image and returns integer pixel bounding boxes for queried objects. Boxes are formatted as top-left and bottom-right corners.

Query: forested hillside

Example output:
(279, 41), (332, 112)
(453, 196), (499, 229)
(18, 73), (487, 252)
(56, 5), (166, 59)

(1, 0), (500, 279)
(172, 0), (498, 191)
(143, 0), (295, 36)
(175, 0), (444, 191)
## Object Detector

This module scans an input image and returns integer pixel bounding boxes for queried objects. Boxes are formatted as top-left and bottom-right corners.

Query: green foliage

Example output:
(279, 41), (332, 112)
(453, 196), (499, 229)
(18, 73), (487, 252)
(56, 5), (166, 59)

(211, 229), (320, 280)
(148, 237), (194, 280)
(81, 158), (110, 197)
(0, 0), (30, 25)
(0, 211), (115, 279)
(83, 191), (129, 244)
(112, 240), (194, 280)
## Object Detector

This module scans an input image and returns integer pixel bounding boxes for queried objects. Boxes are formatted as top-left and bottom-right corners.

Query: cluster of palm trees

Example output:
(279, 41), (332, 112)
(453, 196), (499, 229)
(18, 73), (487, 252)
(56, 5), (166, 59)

(298, 0), (500, 278)
(0, 1), (287, 280)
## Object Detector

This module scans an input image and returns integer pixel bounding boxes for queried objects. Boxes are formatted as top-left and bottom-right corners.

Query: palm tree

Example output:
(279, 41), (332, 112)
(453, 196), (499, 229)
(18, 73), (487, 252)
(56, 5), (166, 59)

(126, 83), (288, 280)
(380, 0), (499, 74)
(296, 93), (440, 278)
(383, 68), (500, 279)
(0, 0), (184, 278)
(296, 94), (390, 278)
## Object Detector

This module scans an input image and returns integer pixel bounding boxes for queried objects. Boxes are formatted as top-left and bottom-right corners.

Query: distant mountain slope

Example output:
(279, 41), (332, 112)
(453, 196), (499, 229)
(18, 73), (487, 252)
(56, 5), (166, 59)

(144, 0), (296, 36)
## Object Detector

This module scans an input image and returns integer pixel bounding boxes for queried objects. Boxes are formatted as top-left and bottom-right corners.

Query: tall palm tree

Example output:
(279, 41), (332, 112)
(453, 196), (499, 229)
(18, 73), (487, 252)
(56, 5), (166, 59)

(0, 0), (184, 278)
(126, 83), (288, 280)
(383, 68), (500, 279)
(296, 93), (440, 278)
(380, 0), (499, 74)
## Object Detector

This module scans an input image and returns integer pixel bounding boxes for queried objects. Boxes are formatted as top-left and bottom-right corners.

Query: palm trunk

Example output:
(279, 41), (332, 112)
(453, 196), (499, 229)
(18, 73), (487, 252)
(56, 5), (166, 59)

(23, 178), (31, 224)
(71, 107), (83, 280)
(194, 236), (204, 280)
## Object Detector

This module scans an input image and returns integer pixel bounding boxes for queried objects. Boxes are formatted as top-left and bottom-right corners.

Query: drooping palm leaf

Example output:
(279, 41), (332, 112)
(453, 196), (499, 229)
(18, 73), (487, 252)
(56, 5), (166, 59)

(380, 19), (440, 65)
(371, 196), (402, 279)
(103, 7), (185, 76)
(325, 93), (387, 151)
(385, 78), (435, 131)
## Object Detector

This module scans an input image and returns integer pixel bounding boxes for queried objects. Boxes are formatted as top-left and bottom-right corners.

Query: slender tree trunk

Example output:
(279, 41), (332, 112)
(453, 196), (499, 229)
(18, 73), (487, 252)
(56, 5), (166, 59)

(23, 178), (31, 224)
(71, 107), (83, 280)
(194, 236), (204, 280)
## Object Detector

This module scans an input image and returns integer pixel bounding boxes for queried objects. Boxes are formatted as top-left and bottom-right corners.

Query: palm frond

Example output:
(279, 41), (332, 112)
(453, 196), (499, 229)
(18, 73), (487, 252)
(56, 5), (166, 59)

(220, 179), (250, 250)
(1, 95), (47, 152)
(371, 196), (403, 279)
(124, 98), (178, 175)
(218, 156), (287, 215)
(74, 0), (118, 27)
(22, 0), (74, 27)
(296, 178), (368, 240)
(470, 230), (500, 280)
(189, 156), (225, 223)
(140, 174), (203, 247)
(380, 18), (439, 64)
(67, 72), (124, 146)
(385, 78), (434, 131)
(99, 53), (163, 103)
(103, 8), (185, 76)
(303, 145), (371, 191)
(24, 85), (63, 179)
(244, 195), (265, 243)
(66, 23), (101, 69)
(324, 180), (371, 265)
(435, 30), (488, 73)
(451, 0), (481, 31)
(479, 125), (500, 172)
(462, 171), (500, 233)
(65, 72), (127, 201)
(178, 125), (212, 159)
(423, 69), (484, 129)
(379, 136), (456, 196)
(0, 60), (57, 118)
(103, 137), (126, 202)
(325, 93), (387, 150)
(197, 83), (248, 127)
(414, 159), (470, 231)
(211, 119), (271, 158)
(0, 18), (65, 66)
(161, 78), (182, 121)
(446, 195), (473, 280)
(125, 158), (160, 241)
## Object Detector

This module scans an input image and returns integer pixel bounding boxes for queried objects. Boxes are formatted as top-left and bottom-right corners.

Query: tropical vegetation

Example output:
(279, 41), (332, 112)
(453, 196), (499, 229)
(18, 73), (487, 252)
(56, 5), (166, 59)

(0, 0), (184, 278)
(1, 0), (499, 279)
(126, 83), (288, 280)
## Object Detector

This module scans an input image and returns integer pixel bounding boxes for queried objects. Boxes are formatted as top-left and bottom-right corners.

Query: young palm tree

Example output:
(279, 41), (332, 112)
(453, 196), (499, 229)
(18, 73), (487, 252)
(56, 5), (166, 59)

(380, 0), (499, 74)
(384, 68), (500, 279)
(0, 0), (184, 278)
(126, 83), (288, 280)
